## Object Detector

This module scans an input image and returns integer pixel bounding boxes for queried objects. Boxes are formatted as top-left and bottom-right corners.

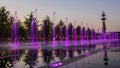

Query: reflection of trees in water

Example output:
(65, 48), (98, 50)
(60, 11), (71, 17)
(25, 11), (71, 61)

(55, 45), (97, 61)
(23, 49), (38, 68)
(0, 49), (20, 68)
(82, 44), (96, 53)
(77, 47), (81, 55)
(42, 49), (53, 64)
(88, 44), (94, 52)
(68, 46), (74, 59)
(0, 56), (14, 68)
(0, 44), (97, 68)
(56, 49), (66, 61)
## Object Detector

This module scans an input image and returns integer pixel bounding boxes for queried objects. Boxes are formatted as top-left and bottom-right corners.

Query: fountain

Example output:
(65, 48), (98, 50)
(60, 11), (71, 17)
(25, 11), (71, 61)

(11, 12), (19, 42)
(65, 18), (69, 46)
(73, 20), (76, 45)
(30, 9), (38, 42)
(60, 26), (62, 42)
(52, 12), (56, 47)
(52, 12), (56, 41)
(80, 22), (83, 44)
(86, 24), (88, 42)
(66, 18), (68, 40)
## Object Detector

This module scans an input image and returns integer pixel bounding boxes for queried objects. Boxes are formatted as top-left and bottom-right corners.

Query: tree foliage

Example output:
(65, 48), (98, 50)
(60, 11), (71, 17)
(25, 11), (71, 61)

(42, 16), (53, 41)
(0, 6), (11, 40)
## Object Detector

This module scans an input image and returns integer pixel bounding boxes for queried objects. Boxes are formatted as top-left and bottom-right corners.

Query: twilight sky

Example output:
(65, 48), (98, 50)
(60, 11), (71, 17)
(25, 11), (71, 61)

(0, 0), (120, 32)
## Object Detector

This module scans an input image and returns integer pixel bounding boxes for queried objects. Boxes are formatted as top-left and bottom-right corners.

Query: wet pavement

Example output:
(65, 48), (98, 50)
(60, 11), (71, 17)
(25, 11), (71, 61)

(0, 40), (119, 68)
(58, 48), (120, 68)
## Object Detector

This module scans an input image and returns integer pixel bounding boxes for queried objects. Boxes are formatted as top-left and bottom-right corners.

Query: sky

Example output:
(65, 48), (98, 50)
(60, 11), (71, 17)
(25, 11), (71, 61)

(0, 0), (120, 32)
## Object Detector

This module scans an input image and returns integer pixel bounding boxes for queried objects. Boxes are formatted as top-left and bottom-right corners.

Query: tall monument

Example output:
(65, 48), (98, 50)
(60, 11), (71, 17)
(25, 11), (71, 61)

(101, 11), (109, 67)
(101, 11), (106, 33)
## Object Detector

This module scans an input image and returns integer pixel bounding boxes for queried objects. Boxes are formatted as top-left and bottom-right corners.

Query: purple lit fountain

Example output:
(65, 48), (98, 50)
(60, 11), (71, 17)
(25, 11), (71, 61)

(11, 12), (19, 42)
(65, 18), (69, 46)
(73, 20), (77, 45)
(80, 22), (83, 44)
(60, 26), (62, 42)
(30, 9), (38, 42)
(66, 18), (68, 40)
(91, 26), (94, 42)
(86, 24), (88, 42)
(52, 12), (56, 41)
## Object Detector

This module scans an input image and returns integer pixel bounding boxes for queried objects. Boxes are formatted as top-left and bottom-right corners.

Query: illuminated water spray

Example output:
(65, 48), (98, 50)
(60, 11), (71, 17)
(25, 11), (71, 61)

(30, 9), (38, 42)
(52, 12), (56, 46)
(66, 18), (68, 40)
(80, 22), (83, 44)
(73, 20), (77, 45)
(11, 11), (18, 42)
(65, 18), (69, 46)
(52, 12), (56, 41)
(86, 23), (88, 41)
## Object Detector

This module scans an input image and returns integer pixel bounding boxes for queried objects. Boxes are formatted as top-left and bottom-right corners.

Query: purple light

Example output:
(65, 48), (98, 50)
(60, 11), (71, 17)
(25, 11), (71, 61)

(52, 12), (56, 41)
(11, 11), (19, 42)
(12, 42), (19, 46)
(32, 42), (38, 49)
(51, 62), (62, 67)
(52, 40), (56, 46)
(58, 62), (62, 65)
(74, 20), (76, 41)
(66, 18), (68, 40)
(30, 9), (38, 42)
(84, 53), (91, 56)
(52, 27), (56, 41)
(60, 26), (62, 41)
(65, 40), (69, 46)
(11, 42), (19, 49)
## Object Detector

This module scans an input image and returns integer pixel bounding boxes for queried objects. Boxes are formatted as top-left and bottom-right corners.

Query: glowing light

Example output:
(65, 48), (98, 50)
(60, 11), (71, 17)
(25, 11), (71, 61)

(51, 62), (62, 67)
(84, 53), (91, 56)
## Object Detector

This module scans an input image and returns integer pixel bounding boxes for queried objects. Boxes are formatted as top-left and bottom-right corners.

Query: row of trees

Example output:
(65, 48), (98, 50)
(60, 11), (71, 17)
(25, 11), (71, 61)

(0, 6), (96, 41)
(0, 6), (37, 41)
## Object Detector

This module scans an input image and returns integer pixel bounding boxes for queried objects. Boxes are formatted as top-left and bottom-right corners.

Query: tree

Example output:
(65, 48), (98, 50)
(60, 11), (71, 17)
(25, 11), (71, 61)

(0, 6), (11, 41)
(24, 12), (38, 40)
(57, 20), (66, 40)
(58, 20), (65, 27)
(62, 25), (66, 40)
(55, 20), (65, 40)
(87, 27), (91, 40)
(81, 27), (85, 40)
(55, 25), (60, 40)
(24, 12), (33, 39)
(68, 22), (73, 40)
(42, 16), (53, 41)
(76, 25), (81, 40)
(18, 20), (27, 41)
(91, 28), (96, 40)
